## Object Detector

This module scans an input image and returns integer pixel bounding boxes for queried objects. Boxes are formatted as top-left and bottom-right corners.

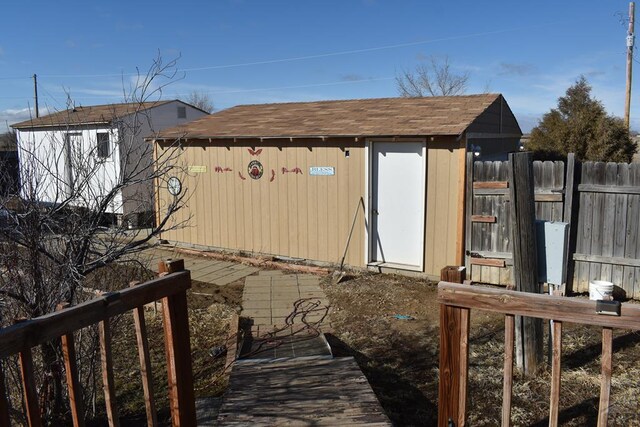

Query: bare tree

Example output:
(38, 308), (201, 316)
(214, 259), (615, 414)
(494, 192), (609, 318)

(186, 90), (214, 113)
(396, 55), (470, 97)
(0, 53), (191, 423)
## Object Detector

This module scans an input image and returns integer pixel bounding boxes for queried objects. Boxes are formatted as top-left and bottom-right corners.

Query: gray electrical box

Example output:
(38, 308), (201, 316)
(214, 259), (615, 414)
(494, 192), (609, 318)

(535, 221), (570, 285)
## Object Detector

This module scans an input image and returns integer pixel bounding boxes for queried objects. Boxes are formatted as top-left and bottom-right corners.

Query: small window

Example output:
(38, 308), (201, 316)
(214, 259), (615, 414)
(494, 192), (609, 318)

(177, 106), (187, 119)
(97, 132), (110, 159)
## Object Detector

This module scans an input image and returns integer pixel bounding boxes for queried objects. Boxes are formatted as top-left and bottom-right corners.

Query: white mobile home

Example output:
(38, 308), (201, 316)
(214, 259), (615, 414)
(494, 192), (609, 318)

(12, 100), (208, 225)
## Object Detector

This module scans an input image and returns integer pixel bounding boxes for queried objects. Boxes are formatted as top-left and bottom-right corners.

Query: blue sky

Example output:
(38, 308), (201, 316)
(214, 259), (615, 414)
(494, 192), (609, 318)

(0, 0), (637, 132)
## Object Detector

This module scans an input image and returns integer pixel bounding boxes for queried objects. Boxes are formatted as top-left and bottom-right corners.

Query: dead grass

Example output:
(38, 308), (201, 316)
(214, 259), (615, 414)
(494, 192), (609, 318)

(322, 273), (640, 427)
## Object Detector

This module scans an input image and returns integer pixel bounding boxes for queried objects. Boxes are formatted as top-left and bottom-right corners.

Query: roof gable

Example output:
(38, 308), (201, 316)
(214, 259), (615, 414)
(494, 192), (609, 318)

(152, 94), (514, 140)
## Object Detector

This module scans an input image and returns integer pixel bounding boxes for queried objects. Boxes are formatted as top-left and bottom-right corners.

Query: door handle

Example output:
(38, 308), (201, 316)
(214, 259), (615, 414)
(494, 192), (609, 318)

(372, 209), (379, 215)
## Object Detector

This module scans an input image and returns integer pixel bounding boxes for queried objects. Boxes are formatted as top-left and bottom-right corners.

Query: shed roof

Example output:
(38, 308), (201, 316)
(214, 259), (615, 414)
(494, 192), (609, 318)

(11, 100), (175, 129)
(152, 94), (513, 141)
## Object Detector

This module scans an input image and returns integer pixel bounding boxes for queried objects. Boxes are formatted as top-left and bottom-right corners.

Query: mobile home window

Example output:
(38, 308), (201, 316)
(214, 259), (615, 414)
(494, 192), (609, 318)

(97, 132), (110, 158)
(177, 106), (187, 119)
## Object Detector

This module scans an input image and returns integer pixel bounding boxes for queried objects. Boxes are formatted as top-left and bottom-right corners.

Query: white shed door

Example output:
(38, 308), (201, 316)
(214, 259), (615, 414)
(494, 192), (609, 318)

(371, 142), (425, 269)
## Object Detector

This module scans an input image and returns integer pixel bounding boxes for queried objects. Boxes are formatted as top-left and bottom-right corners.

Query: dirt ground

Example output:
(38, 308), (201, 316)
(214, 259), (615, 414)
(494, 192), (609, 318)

(322, 272), (640, 427)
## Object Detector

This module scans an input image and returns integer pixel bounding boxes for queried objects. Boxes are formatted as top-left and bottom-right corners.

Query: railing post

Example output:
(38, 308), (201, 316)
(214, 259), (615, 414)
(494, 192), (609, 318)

(130, 281), (159, 427)
(160, 259), (196, 426)
(15, 319), (42, 427)
(98, 315), (119, 427)
(438, 303), (469, 427)
(57, 303), (85, 427)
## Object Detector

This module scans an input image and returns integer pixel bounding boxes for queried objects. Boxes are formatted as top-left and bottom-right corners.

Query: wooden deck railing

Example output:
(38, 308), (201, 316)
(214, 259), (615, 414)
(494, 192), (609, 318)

(0, 259), (195, 427)
(437, 281), (640, 427)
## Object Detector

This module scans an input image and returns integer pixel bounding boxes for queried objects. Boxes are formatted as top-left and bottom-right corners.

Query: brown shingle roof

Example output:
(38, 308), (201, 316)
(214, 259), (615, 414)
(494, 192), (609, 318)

(152, 94), (502, 140)
(11, 101), (173, 129)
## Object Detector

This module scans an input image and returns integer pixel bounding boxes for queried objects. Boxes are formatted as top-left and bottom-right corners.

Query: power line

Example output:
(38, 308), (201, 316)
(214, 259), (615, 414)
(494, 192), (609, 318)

(0, 22), (565, 81)
(0, 76), (395, 102)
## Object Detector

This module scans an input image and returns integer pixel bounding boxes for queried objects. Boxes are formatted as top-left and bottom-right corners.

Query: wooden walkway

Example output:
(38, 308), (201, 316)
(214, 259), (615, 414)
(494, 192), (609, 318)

(217, 356), (391, 426)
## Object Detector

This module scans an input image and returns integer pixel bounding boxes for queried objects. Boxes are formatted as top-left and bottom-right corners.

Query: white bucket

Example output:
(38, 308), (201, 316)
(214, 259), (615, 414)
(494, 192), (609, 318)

(589, 280), (614, 301)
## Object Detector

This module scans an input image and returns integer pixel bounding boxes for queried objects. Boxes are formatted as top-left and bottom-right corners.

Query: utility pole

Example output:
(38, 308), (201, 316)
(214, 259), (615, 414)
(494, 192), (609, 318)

(33, 74), (39, 118)
(625, 2), (635, 129)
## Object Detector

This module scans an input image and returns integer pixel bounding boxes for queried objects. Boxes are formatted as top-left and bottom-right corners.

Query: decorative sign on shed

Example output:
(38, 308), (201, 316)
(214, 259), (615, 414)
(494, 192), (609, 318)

(309, 166), (335, 176)
(188, 165), (207, 173)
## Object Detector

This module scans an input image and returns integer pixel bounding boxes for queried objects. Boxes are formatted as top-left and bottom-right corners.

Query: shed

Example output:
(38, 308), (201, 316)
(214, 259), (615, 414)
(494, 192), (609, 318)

(152, 94), (521, 277)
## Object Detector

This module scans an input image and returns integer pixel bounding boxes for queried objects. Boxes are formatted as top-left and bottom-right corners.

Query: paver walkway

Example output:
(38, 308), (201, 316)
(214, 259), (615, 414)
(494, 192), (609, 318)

(219, 268), (391, 426)
(137, 246), (259, 285)
(243, 271), (329, 328)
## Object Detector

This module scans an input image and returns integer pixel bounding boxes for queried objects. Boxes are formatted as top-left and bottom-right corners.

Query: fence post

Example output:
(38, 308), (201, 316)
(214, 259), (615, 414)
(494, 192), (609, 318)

(508, 152), (543, 376)
(563, 153), (579, 294)
(160, 259), (196, 427)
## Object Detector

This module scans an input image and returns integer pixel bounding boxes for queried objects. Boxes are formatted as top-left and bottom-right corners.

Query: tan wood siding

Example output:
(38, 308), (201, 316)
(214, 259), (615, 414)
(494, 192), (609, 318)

(424, 139), (462, 275)
(158, 140), (366, 267)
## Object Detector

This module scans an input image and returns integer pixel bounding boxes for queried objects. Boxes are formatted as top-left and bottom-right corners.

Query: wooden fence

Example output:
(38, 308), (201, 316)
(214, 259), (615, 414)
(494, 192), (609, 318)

(465, 155), (640, 299)
(437, 281), (640, 427)
(0, 259), (195, 427)
(573, 162), (640, 298)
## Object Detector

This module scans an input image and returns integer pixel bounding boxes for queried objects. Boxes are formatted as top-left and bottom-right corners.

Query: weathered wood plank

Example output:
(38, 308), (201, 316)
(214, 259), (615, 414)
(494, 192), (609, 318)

(471, 215), (496, 223)
(474, 181), (509, 189)
(573, 253), (640, 268)
(597, 327), (613, 427)
(508, 152), (543, 375)
(612, 164), (630, 288)
(218, 357), (391, 426)
(578, 184), (640, 194)
(437, 282), (640, 330)
(470, 257), (506, 268)
(600, 164), (618, 282)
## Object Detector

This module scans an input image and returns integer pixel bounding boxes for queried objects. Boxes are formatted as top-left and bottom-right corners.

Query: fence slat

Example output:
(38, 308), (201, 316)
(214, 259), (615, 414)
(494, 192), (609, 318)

(597, 327), (613, 427)
(131, 281), (159, 427)
(58, 303), (85, 427)
(99, 318), (120, 427)
(502, 314), (514, 427)
(549, 321), (562, 427)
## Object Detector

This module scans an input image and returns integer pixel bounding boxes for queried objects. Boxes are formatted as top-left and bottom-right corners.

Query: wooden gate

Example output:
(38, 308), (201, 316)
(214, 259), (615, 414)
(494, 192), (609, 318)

(464, 154), (567, 286)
